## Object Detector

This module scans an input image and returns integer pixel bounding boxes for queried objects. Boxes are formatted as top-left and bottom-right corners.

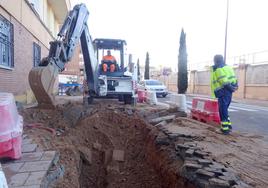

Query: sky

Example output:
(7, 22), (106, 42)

(70, 0), (268, 71)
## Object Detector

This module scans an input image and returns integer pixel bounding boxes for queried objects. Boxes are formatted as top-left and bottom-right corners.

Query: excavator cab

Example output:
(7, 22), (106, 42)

(93, 39), (127, 77)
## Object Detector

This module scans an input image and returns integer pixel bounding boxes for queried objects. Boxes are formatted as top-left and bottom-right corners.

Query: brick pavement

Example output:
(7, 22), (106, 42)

(1, 135), (57, 188)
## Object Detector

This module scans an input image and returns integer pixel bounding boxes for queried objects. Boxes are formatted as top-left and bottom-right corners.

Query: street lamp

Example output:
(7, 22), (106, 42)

(224, 0), (229, 64)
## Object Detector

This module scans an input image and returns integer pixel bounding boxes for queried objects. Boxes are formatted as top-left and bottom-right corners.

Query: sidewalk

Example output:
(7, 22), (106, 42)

(186, 93), (268, 107)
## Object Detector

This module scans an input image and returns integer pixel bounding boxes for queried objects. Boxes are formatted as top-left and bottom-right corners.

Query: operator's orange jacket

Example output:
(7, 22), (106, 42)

(102, 55), (116, 62)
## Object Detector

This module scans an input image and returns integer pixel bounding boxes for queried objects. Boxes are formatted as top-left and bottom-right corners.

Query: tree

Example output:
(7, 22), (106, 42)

(177, 28), (188, 94)
(144, 52), (150, 79)
(137, 58), (141, 81)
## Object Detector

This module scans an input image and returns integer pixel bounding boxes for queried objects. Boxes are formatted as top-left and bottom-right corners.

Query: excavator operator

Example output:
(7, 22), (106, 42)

(102, 50), (117, 72)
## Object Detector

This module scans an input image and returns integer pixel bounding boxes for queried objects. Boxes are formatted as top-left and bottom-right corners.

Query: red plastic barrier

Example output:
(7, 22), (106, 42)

(137, 90), (146, 103)
(191, 97), (221, 125)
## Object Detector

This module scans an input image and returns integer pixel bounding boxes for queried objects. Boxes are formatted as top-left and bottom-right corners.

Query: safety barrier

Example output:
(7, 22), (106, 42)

(0, 92), (23, 160)
(170, 94), (187, 112)
(191, 97), (221, 125)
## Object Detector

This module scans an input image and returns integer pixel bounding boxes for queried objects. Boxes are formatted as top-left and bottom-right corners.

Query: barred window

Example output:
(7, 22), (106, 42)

(0, 15), (14, 68)
(33, 42), (41, 67)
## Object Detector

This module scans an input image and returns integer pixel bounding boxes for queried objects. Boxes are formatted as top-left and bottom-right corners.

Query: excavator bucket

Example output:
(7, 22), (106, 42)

(28, 63), (59, 109)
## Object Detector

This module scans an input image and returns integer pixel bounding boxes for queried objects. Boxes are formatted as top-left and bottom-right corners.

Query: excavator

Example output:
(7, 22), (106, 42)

(29, 4), (137, 108)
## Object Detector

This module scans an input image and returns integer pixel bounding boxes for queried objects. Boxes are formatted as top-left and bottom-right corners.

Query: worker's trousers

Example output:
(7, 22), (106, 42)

(217, 90), (232, 123)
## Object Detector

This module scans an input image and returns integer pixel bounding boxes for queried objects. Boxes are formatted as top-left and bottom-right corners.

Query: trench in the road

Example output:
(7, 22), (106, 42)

(75, 110), (196, 188)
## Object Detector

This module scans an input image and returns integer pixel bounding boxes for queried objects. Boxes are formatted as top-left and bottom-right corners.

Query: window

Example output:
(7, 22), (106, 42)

(0, 15), (14, 68)
(33, 42), (41, 67)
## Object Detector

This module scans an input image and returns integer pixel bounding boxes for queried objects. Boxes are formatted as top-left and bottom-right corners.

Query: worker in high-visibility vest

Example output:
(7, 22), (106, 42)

(210, 55), (238, 134)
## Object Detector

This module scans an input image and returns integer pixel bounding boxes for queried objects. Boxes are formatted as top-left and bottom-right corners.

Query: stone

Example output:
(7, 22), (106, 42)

(40, 151), (56, 161)
(204, 167), (224, 176)
(149, 115), (176, 125)
(168, 133), (180, 141)
(113, 150), (124, 162)
(194, 150), (209, 158)
(198, 159), (213, 166)
(22, 144), (37, 153)
(175, 144), (189, 151)
(155, 120), (167, 127)
(19, 161), (52, 173)
(209, 178), (230, 187)
(155, 136), (170, 146)
(24, 171), (47, 186)
(9, 172), (30, 186)
(196, 169), (215, 178)
(183, 163), (202, 170)
(93, 142), (102, 151)
(185, 149), (195, 157)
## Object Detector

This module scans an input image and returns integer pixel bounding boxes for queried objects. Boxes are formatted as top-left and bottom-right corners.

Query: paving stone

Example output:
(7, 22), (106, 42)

(24, 171), (47, 186)
(194, 150), (209, 158)
(196, 169), (215, 178)
(198, 159), (213, 166)
(40, 151), (56, 161)
(22, 139), (33, 145)
(22, 144), (37, 153)
(19, 161), (51, 173)
(175, 144), (189, 151)
(2, 163), (24, 176)
(209, 162), (226, 170)
(185, 149), (195, 157)
(15, 152), (44, 163)
(204, 167), (224, 176)
(112, 150), (124, 162)
(183, 163), (202, 170)
(168, 133), (180, 141)
(209, 178), (230, 187)
(9, 172), (30, 186)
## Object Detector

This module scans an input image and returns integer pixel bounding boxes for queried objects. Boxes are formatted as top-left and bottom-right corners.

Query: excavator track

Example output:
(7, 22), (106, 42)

(29, 63), (58, 109)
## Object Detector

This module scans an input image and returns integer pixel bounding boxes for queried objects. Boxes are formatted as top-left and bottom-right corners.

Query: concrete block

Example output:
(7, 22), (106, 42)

(22, 144), (37, 153)
(183, 163), (202, 170)
(40, 151), (56, 161)
(198, 159), (213, 166)
(112, 150), (124, 162)
(19, 161), (51, 173)
(185, 149), (195, 157)
(24, 171), (47, 186)
(9, 172), (30, 186)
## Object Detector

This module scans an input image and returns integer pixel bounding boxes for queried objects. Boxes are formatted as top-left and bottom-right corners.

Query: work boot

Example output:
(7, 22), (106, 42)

(221, 124), (230, 135)
(221, 129), (230, 135)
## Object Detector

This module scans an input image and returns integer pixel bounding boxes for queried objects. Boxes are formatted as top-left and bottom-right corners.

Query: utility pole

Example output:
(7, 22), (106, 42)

(224, 0), (229, 64)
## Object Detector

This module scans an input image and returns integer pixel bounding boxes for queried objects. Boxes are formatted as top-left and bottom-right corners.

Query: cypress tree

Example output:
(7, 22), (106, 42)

(137, 58), (141, 81)
(144, 52), (150, 79)
(177, 29), (188, 94)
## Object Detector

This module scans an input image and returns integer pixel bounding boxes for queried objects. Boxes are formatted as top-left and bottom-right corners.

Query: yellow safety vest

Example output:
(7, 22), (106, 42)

(210, 65), (237, 98)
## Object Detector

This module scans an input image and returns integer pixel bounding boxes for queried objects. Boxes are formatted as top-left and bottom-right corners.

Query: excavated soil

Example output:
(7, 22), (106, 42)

(21, 100), (194, 188)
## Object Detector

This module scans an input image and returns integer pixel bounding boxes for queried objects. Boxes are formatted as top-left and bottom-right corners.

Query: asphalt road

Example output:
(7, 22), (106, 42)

(158, 95), (268, 139)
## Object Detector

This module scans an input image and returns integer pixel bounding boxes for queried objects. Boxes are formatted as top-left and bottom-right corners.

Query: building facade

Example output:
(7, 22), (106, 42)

(0, 0), (71, 103)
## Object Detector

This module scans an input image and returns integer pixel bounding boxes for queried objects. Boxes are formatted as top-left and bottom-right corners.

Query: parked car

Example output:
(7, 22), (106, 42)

(139, 79), (168, 97)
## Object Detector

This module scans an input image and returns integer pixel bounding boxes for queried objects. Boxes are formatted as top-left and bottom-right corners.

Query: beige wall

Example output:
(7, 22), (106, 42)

(188, 64), (268, 101)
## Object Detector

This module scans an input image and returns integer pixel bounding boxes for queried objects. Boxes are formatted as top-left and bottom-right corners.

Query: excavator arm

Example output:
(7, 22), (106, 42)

(29, 4), (98, 108)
